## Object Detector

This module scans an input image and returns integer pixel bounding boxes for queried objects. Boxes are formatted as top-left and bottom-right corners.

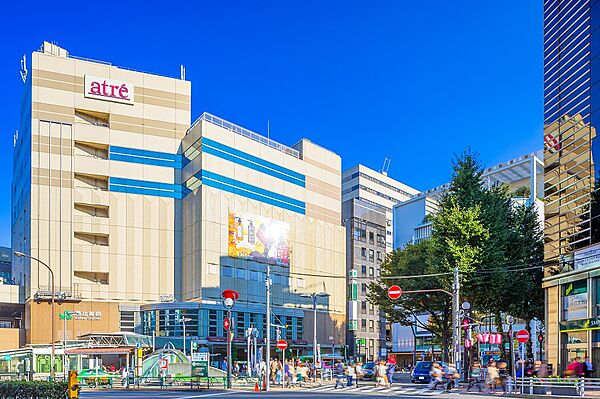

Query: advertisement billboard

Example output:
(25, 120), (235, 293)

(228, 210), (290, 266)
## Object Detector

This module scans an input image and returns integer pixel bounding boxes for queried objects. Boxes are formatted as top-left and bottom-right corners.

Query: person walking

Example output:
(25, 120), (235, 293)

(585, 357), (594, 378)
(444, 363), (458, 392)
(427, 363), (444, 391)
(386, 359), (396, 387)
(346, 361), (356, 387)
(486, 360), (499, 394)
(333, 360), (345, 389)
(355, 362), (363, 388)
(466, 361), (483, 392)
(375, 360), (388, 387)
(497, 361), (509, 393)
(566, 357), (584, 377)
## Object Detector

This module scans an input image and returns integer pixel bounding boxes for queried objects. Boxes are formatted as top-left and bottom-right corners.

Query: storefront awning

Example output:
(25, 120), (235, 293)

(65, 347), (133, 355)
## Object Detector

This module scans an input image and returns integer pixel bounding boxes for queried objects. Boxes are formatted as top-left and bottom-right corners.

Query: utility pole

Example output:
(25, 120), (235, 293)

(452, 267), (460, 371)
(265, 263), (271, 392)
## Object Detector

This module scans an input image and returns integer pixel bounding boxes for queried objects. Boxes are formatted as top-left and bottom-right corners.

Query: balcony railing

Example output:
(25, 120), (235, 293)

(190, 113), (301, 159)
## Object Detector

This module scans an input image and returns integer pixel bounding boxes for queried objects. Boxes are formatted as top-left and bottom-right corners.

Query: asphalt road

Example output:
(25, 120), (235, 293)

(79, 387), (500, 398)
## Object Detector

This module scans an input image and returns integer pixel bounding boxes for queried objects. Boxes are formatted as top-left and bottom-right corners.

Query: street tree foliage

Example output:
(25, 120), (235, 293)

(368, 149), (544, 360)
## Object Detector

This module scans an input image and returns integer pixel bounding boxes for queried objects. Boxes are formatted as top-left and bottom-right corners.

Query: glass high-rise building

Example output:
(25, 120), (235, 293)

(543, 0), (600, 374)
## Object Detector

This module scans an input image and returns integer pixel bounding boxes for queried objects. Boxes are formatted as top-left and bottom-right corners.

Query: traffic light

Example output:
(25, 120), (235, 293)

(462, 318), (469, 330)
(68, 370), (79, 398)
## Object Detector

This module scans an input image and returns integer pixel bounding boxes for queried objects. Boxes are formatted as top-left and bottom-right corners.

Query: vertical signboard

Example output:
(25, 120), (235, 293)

(191, 352), (209, 378)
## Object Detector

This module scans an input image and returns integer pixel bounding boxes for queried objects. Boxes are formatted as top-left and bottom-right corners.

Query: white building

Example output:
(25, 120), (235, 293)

(343, 164), (419, 251)
(393, 150), (544, 248)
(342, 164), (418, 359)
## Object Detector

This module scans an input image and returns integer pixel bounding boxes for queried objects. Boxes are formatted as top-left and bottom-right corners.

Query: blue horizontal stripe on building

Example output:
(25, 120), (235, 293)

(195, 170), (305, 214)
(199, 137), (305, 187)
(110, 146), (183, 169)
(109, 177), (183, 199)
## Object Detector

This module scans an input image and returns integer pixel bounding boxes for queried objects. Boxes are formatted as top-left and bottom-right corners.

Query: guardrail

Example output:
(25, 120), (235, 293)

(506, 376), (600, 396)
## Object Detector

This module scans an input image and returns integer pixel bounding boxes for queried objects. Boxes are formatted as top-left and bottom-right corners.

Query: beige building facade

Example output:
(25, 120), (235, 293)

(12, 42), (190, 344)
(12, 42), (346, 357)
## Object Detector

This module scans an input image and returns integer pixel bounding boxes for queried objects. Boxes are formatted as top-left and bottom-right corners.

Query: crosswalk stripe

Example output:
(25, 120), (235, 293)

(301, 384), (468, 396)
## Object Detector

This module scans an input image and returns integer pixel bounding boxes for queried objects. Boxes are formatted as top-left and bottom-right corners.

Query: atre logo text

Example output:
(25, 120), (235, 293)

(84, 75), (135, 105)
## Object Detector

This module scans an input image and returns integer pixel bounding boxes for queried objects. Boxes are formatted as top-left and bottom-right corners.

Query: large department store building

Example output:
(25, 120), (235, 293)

(10, 42), (346, 356)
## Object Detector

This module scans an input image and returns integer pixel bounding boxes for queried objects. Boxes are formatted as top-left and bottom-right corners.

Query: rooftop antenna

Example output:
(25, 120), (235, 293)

(180, 64), (186, 80)
(20, 55), (27, 83)
(381, 157), (391, 176)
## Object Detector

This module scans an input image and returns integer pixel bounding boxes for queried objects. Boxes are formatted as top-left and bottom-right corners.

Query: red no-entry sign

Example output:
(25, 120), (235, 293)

(276, 339), (288, 351)
(388, 285), (402, 300)
(516, 329), (530, 343)
(223, 317), (231, 331)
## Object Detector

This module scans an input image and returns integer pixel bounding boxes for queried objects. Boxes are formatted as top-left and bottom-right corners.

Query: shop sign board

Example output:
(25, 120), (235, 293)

(574, 243), (600, 271)
(560, 317), (600, 332)
(84, 75), (134, 105)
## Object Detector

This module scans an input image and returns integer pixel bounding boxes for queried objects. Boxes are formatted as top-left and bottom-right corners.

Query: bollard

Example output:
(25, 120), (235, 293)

(580, 377), (585, 397)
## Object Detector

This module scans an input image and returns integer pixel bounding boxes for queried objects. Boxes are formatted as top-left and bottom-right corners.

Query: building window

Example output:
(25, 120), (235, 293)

(369, 249), (374, 262)
(222, 267), (233, 278)
(369, 320), (375, 332)
(369, 303), (374, 315)
(361, 265), (367, 275)
(120, 311), (136, 333)
(236, 269), (247, 279)
(354, 224), (367, 242)
(295, 317), (304, 340)
(208, 310), (218, 336)
(369, 232), (374, 245)
(361, 301), (367, 313)
(361, 283), (367, 294)
(377, 251), (383, 262)
(377, 233), (386, 247)
(360, 247), (367, 260)
(369, 267), (374, 277)
(361, 319), (367, 332)
(236, 312), (245, 337)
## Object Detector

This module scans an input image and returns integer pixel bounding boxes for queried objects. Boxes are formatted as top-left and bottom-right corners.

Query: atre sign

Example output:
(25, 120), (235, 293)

(84, 75), (134, 105)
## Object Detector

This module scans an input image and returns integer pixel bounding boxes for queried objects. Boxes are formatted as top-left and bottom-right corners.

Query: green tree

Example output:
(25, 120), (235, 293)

(368, 240), (454, 360)
(368, 149), (544, 361)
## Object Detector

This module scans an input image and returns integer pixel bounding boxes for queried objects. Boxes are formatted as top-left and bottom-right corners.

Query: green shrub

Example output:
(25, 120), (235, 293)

(0, 380), (67, 399)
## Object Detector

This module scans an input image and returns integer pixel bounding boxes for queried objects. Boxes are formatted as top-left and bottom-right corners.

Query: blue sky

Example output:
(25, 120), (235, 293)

(0, 1), (542, 247)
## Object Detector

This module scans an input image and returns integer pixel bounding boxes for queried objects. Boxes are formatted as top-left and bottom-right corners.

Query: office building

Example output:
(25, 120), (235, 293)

(542, 0), (600, 374)
(11, 42), (346, 359)
(342, 165), (418, 360)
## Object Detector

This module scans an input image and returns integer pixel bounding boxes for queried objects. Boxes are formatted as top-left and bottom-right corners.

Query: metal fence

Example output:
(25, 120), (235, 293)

(506, 377), (600, 397)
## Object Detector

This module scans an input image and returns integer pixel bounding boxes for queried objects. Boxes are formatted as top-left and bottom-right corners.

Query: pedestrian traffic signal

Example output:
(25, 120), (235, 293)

(538, 334), (544, 342)
(68, 370), (79, 398)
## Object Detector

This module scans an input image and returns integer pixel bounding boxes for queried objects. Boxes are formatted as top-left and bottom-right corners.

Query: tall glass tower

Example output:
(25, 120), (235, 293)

(544, 0), (600, 374)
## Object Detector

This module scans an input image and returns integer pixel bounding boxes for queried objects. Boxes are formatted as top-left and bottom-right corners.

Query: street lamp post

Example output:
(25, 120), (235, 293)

(15, 251), (56, 381)
(506, 315), (516, 378)
(222, 290), (239, 389)
(62, 310), (76, 379)
(180, 317), (192, 357)
(300, 292), (329, 370)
